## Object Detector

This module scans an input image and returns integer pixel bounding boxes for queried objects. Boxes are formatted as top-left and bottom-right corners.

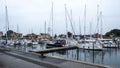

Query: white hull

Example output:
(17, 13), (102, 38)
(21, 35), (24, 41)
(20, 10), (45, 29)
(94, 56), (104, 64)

(102, 40), (119, 48)
(32, 42), (38, 45)
(78, 43), (103, 50)
(103, 44), (118, 48)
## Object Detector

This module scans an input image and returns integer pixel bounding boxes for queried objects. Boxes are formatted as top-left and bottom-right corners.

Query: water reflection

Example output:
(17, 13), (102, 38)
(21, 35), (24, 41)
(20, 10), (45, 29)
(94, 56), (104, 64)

(12, 44), (46, 52)
(12, 44), (120, 68)
(47, 48), (120, 68)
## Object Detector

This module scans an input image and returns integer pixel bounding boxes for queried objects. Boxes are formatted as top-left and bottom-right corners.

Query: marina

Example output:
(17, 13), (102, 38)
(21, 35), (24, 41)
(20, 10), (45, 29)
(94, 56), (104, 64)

(0, 0), (120, 68)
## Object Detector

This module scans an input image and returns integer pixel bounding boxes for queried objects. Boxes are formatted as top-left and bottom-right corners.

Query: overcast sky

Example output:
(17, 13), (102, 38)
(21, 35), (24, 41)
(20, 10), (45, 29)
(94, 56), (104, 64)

(0, 0), (120, 35)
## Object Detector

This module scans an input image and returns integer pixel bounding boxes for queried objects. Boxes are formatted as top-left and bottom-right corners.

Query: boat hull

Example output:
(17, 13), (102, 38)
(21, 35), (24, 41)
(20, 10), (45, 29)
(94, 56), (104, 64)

(78, 43), (103, 51)
(46, 44), (63, 48)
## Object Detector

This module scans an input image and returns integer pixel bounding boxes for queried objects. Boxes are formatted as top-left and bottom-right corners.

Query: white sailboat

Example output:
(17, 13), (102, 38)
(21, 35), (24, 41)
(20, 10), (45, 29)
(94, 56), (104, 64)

(77, 4), (103, 50)
(100, 39), (118, 48)
(5, 5), (9, 46)
(99, 11), (118, 48)
(64, 4), (78, 46)
(78, 39), (103, 50)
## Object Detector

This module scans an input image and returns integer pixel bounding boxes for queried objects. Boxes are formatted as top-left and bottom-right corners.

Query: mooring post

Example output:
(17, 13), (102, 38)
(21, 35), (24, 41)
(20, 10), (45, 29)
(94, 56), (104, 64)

(76, 48), (79, 60)
(93, 42), (95, 63)
(40, 53), (46, 58)
(118, 40), (120, 48)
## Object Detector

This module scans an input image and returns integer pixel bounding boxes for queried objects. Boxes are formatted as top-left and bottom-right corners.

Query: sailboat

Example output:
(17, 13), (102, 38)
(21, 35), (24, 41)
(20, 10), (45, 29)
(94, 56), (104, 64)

(47, 4), (78, 48)
(46, 2), (64, 48)
(98, 11), (118, 48)
(77, 4), (103, 50)
(64, 4), (78, 46)
(0, 6), (11, 47)
(5, 5), (9, 46)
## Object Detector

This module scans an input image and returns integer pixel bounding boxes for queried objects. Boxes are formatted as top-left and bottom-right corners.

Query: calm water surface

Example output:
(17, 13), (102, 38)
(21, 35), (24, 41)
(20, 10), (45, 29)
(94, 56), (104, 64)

(46, 46), (120, 68)
(47, 48), (120, 68)
(16, 44), (120, 68)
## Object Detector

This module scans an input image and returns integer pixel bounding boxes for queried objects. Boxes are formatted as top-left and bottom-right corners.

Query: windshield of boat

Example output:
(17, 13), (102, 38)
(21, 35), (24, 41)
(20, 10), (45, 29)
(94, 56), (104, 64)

(55, 40), (66, 44)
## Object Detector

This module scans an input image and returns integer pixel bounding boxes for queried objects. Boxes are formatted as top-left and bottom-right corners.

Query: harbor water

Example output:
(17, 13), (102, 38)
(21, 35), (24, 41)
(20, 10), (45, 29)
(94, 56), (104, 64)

(14, 44), (120, 68)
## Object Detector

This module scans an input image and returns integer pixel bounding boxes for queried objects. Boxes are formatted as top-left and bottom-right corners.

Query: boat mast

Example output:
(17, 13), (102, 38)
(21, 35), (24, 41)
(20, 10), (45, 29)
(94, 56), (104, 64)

(17, 24), (20, 38)
(17, 24), (19, 33)
(97, 4), (100, 37)
(100, 11), (103, 39)
(94, 4), (100, 38)
(45, 21), (46, 39)
(79, 17), (81, 39)
(65, 8), (76, 38)
(65, 4), (68, 39)
(84, 4), (86, 41)
(70, 10), (75, 37)
(5, 5), (9, 43)
(5, 6), (9, 31)
(97, 5), (100, 38)
(51, 1), (53, 38)
(31, 28), (33, 33)
(90, 21), (92, 40)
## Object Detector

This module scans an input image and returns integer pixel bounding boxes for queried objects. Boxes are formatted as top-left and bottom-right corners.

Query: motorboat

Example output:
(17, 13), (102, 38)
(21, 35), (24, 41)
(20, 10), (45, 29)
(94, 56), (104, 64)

(46, 39), (66, 48)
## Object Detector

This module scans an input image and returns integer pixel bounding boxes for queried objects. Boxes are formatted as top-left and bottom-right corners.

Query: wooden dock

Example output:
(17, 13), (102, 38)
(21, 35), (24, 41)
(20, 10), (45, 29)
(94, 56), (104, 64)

(29, 46), (78, 56)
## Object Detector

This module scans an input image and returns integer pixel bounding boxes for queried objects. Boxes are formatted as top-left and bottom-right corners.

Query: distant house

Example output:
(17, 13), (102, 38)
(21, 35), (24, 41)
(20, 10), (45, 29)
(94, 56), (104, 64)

(1, 30), (22, 39)
(0, 31), (3, 36)
(38, 33), (51, 39)
(58, 34), (66, 38)
(13, 32), (22, 38)
(24, 33), (38, 39)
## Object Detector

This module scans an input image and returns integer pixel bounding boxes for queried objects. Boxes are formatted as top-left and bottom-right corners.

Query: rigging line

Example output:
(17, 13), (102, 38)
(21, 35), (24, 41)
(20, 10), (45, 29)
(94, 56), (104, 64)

(51, 1), (53, 37)
(70, 9), (76, 35)
(48, 1), (53, 36)
(65, 4), (68, 39)
(65, 8), (75, 35)
(84, 4), (86, 39)
(100, 11), (103, 39)
(5, 5), (9, 44)
(94, 4), (100, 34)
(48, 10), (51, 27)
(5, 6), (9, 31)
(79, 16), (81, 35)
(17, 24), (19, 33)
(45, 21), (46, 38)
(89, 21), (92, 39)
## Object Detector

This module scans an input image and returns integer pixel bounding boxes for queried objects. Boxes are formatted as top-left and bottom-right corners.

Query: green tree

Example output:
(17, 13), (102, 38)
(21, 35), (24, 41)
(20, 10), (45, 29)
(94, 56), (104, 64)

(67, 32), (72, 38)
(105, 29), (120, 37)
(5, 30), (14, 37)
(54, 34), (57, 39)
